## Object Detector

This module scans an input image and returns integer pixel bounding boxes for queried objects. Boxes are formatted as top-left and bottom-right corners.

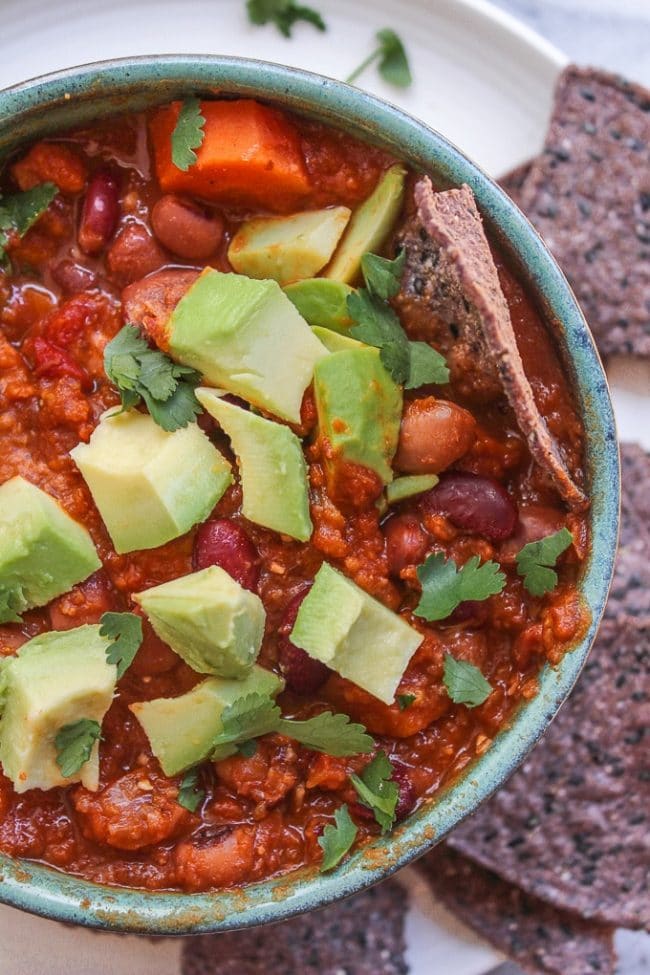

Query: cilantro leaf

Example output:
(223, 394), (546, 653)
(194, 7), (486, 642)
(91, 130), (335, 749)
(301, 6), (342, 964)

(349, 750), (399, 832)
(0, 182), (58, 266)
(397, 693), (415, 711)
(104, 324), (203, 431)
(99, 611), (143, 679)
(516, 527), (574, 597)
(55, 719), (101, 777)
(211, 693), (282, 758)
(406, 341), (449, 388)
(346, 29), (412, 88)
(171, 97), (206, 172)
(361, 250), (405, 301)
(278, 711), (373, 757)
(177, 767), (205, 812)
(415, 553), (506, 622)
(319, 804), (358, 872)
(443, 654), (492, 707)
(247, 0), (326, 37)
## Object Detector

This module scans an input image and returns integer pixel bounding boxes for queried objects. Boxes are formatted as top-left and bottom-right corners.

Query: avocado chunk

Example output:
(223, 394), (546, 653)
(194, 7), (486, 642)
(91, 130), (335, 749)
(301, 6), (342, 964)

(130, 666), (284, 775)
(167, 269), (328, 424)
(313, 347), (403, 491)
(196, 389), (313, 542)
(134, 565), (266, 679)
(290, 562), (422, 704)
(386, 474), (439, 505)
(311, 326), (365, 353)
(325, 164), (406, 284)
(285, 279), (354, 333)
(0, 625), (117, 793)
(0, 477), (101, 624)
(228, 207), (351, 286)
(70, 410), (231, 554)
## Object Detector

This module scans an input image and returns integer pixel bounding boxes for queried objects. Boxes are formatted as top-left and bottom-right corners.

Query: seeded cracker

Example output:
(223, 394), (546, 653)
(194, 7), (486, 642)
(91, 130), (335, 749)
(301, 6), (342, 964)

(419, 845), (615, 975)
(516, 65), (650, 358)
(182, 877), (408, 975)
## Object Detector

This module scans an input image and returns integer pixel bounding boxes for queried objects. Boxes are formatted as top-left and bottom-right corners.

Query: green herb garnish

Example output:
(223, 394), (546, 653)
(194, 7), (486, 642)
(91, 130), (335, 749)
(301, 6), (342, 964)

(346, 29), (412, 88)
(516, 527), (574, 597)
(55, 719), (101, 778)
(319, 804), (358, 872)
(0, 182), (58, 266)
(414, 552), (505, 622)
(99, 611), (143, 679)
(397, 693), (416, 711)
(350, 750), (399, 832)
(171, 97), (206, 171)
(442, 654), (492, 708)
(104, 324), (202, 431)
(177, 767), (205, 812)
(247, 0), (326, 37)
(211, 694), (282, 757)
(348, 251), (448, 389)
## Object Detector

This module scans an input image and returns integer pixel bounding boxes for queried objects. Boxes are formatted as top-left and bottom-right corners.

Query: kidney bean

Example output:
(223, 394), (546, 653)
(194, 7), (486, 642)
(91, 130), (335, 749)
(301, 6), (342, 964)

(390, 759), (417, 821)
(447, 599), (490, 627)
(51, 259), (97, 295)
(192, 518), (260, 591)
(383, 514), (429, 577)
(78, 167), (120, 255)
(151, 194), (224, 260)
(129, 615), (179, 676)
(277, 587), (331, 695)
(395, 397), (477, 475)
(106, 222), (167, 285)
(32, 337), (90, 389)
(420, 472), (517, 541)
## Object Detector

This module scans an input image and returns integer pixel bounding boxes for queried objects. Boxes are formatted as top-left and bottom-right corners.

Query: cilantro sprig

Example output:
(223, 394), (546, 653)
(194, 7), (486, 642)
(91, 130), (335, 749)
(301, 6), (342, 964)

(210, 692), (373, 760)
(177, 767), (205, 812)
(104, 324), (203, 431)
(516, 527), (574, 597)
(443, 654), (492, 708)
(346, 29), (412, 88)
(397, 693), (415, 711)
(99, 611), (143, 679)
(247, 0), (326, 37)
(0, 182), (58, 267)
(319, 804), (358, 872)
(414, 553), (505, 622)
(171, 97), (206, 172)
(350, 751), (399, 832)
(348, 251), (448, 389)
(55, 719), (101, 778)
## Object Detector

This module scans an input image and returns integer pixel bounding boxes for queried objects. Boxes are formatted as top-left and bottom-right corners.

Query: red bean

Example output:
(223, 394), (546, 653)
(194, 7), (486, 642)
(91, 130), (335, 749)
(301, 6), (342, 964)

(78, 167), (120, 255)
(390, 759), (417, 821)
(192, 518), (260, 591)
(129, 615), (178, 676)
(383, 514), (429, 577)
(395, 397), (477, 475)
(447, 600), (490, 627)
(151, 194), (224, 260)
(420, 472), (517, 541)
(106, 223), (167, 285)
(277, 588), (330, 695)
(50, 259), (97, 294)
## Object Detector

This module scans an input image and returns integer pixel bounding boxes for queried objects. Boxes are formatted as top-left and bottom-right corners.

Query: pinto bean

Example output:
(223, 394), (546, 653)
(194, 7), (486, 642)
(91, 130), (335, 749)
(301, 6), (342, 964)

(78, 168), (120, 255)
(395, 397), (477, 475)
(106, 222), (167, 285)
(499, 504), (566, 564)
(174, 824), (256, 890)
(151, 194), (224, 260)
(383, 514), (429, 576)
(121, 267), (199, 340)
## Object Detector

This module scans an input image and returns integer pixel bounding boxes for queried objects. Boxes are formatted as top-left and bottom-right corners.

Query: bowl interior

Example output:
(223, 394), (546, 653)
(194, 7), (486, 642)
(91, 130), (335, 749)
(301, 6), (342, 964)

(0, 55), (619, 934)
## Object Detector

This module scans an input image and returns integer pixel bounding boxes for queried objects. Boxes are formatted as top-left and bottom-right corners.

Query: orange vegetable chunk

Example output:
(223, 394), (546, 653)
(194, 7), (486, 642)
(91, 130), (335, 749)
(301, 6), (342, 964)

(149, 99), (311, 211)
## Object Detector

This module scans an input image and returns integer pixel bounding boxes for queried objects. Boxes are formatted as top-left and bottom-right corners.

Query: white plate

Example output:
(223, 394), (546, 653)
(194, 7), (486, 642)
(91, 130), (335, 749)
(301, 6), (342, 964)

(0, 1), (645, 973)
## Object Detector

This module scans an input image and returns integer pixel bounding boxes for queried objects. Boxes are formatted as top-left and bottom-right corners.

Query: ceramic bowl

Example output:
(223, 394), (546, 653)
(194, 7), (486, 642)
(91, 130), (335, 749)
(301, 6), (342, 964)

(0, 55), (619, 934)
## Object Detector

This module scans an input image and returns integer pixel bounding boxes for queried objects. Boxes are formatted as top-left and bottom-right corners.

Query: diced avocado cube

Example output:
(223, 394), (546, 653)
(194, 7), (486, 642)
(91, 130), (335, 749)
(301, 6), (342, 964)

(134, 565), (266, 679)
(311, 326), (365, 353)
(285, 279), (354, 333)
(228, 207), (351, 286)
(130, 666), (284, 775)
(0, 477), (101, 624)
(313, 347), (403, 488)
(325, 164), (406, 284)
(291, 563), (422, 704)
(0, 625), (117, 793)
(70, 410), (231, 555)
(386, 474), (439, 505)
(167, 269), (328, 424)
(196, 389), (313, 542)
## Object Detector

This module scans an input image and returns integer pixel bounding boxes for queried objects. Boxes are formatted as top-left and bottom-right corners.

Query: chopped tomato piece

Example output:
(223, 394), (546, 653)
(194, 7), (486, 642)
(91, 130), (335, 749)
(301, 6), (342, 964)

(31, 337), (90, 389)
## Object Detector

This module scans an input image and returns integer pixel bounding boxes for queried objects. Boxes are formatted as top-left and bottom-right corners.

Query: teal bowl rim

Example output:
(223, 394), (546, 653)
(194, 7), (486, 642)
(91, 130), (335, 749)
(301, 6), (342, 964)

(0, 55), (619, 936)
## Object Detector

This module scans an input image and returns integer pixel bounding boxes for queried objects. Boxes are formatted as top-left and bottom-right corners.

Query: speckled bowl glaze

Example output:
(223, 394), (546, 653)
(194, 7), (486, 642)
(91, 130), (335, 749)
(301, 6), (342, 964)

(0, 55), (619, 935)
